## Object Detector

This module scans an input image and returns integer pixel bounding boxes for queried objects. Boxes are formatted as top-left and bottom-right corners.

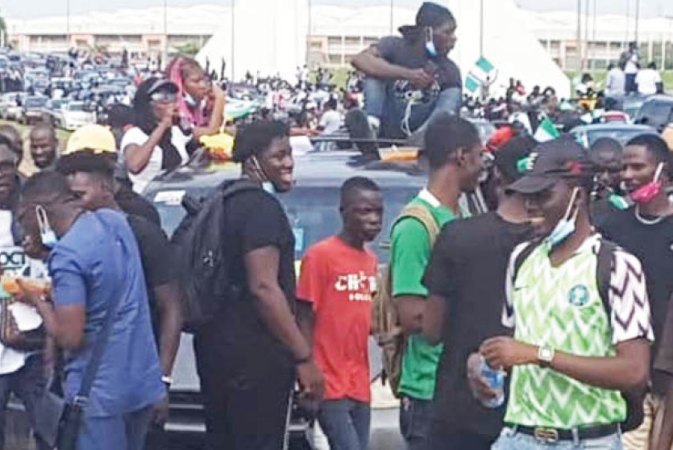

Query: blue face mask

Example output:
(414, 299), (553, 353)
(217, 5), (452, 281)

(546, 188), (580, 249)
(252, 156), (278, 194)
(35, 205), (58, 249)
(425, 28), (438, 58)
(184, 92), (198, 107)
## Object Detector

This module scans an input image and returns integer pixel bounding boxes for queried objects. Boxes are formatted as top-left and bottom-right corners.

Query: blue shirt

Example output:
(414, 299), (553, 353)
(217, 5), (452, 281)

(48, 209), (165, 417)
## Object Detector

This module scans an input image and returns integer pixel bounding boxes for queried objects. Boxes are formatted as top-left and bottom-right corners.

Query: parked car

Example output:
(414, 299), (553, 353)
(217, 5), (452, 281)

(634, 95), (673, 132)
(20, 96), (48, 125)
(143, 150), (488, 449)
(52, 101), (96, 130)
(0, 92), (24, 120)
(43, 98), (68, 124)
(570, 123), (657, 149)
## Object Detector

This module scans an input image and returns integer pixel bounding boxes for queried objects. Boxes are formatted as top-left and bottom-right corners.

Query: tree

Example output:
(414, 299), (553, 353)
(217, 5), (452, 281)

(0, 9), (6, 48)
(173, 42), (202, 57)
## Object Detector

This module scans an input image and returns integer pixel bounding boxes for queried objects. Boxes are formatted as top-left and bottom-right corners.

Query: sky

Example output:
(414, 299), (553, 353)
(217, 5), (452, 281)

(2, 0), (673, 20)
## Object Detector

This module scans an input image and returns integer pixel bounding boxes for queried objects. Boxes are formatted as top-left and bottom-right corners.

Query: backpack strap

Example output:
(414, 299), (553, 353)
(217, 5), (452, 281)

(512, 239), (543, 282)
(596, 238), (618, 316)
(394, 204), (441, 248)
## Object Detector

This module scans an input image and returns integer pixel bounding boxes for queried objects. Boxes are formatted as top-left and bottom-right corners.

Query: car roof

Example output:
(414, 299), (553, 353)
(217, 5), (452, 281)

(641, 95), (673, 104)
(144, 150), (427, 195)
(571, 123), (656, 132)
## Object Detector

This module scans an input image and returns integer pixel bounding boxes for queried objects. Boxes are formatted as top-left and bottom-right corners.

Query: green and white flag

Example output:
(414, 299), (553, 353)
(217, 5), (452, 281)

(465, 57), (497, 94)
(534, 117), (561, 142)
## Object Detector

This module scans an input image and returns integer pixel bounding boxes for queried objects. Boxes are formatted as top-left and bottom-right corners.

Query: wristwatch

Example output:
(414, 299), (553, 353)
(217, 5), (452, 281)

(537, 345), (555, 367)
(161, 375), (174, 386)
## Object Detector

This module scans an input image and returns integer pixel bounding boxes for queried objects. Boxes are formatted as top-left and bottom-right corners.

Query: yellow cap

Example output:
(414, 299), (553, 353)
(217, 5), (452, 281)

(64, 124), (117, 156)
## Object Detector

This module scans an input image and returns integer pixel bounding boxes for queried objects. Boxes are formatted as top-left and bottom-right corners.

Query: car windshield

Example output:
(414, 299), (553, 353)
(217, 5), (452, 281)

(68, 102), (85, 111)
(637, 102), (672, 127)
(586, 128), (655, 146)
(151, 184), (419, 263)
(26, 98), (47, 107)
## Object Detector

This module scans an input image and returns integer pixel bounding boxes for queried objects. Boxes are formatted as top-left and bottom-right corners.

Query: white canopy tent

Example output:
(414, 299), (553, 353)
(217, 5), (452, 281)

(196, 0), (570, 98)
(196, 0), (309, 83)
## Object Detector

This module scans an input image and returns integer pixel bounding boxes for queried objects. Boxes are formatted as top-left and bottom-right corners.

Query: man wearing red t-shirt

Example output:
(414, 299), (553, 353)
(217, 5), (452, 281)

(297, 177), (383, 450)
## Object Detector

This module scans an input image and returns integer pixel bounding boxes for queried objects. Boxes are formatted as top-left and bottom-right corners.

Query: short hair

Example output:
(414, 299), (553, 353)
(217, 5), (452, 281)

(232, 120), (289, 163)
(590, 137), (623, 157)
(493, 135), (537, 184)
(29, 123), (57, 141)
(416, 2), (455, 28)
(57, 152), (115, 179)
(626, 134), (671, 166)
(21, 170), (76, 207)
(648, 61), (657, 70)
(0, 134), (13, 152)
(340, 176), (380, 206)
(0, 124), (23, 160)
(424, 114), (481, 170)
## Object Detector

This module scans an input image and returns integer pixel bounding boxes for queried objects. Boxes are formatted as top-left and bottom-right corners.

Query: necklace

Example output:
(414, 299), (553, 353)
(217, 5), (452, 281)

(634, 205), (664, 225)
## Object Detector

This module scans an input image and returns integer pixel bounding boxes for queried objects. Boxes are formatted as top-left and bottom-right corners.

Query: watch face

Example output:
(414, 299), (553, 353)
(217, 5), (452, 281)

(540, 347), (553, 362)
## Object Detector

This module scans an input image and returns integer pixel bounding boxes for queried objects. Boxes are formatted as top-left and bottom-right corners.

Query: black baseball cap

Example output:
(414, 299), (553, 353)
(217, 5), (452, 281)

(147, 78), (178, 96)
(494, 135), (538, 182)
(507, 138), (592, 194)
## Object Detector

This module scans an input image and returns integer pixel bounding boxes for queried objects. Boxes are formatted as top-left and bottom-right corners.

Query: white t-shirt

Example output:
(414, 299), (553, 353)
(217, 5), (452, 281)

(121, 126), (192, 193)
(319, 110), (342, 135)
(635, 69), (661, 96)
(606, 68), (626, 97)
(625, 53), (639, 74)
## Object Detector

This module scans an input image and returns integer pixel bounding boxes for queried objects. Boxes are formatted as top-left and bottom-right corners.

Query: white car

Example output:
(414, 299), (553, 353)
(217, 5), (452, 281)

(53, 101), (96, 131)
(0, 92), (24, 121)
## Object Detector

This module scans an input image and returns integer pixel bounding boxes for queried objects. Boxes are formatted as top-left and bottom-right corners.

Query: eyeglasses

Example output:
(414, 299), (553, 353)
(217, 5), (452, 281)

(150, 92), (177, 104)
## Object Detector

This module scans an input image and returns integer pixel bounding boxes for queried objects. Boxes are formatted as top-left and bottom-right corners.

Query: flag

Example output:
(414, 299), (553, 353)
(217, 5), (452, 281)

(534, 117), (561, 142)
(465, 57), (497, 95)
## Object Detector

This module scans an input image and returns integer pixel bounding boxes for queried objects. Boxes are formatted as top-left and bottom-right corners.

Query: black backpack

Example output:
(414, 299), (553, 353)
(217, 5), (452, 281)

(171, 179), (259, 333)
(513, 238), (645, 432)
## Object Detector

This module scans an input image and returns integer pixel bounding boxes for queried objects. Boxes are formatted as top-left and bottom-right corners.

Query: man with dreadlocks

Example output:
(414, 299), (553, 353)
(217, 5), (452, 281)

(352, 2), (462, 141)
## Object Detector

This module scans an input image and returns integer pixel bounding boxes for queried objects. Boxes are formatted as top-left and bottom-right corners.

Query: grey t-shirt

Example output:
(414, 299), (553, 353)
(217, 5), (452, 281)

(376, 36), (462, 103)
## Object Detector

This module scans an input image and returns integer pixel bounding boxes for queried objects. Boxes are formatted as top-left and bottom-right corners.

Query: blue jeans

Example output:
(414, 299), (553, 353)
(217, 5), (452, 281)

(492, 427), (623, 450)
(318, 399), (370, 450)
(399, 396), (433, 450)
(78, 405), (153, 450)
(363, 78), (461, 139)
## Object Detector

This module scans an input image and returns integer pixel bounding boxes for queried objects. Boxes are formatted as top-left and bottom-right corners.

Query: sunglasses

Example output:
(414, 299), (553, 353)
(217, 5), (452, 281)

(150, 92), (177, 104)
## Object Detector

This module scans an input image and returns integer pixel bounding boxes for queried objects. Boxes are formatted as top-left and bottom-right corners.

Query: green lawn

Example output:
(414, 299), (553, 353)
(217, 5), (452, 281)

(565, 70), (673, 95)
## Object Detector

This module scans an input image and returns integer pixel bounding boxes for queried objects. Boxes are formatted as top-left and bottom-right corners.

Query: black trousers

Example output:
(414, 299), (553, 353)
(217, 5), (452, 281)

(425, 420), (497, 450)
(194, 333), (295, 450)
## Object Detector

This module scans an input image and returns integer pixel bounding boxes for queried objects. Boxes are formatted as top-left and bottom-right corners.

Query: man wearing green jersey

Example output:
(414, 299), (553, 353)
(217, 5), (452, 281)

(480, 139), (653, 450)
(391, 113), (482, 450)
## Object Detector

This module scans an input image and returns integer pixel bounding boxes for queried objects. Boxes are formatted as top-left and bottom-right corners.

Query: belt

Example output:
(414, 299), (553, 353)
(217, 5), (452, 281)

(505, 423), (620, 443)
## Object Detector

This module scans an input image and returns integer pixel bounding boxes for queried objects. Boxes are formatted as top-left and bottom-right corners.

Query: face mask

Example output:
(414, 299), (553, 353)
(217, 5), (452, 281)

(630, 163), (664, 204)
(184, 92), (197, 107)
(546, 187), (580, 249)
(425, 27), (438, 58)
(35, 205), (58, 249)
(251, 156), (277, 194)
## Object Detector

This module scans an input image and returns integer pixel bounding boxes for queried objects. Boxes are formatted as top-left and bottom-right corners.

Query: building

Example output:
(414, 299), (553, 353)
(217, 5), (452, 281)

(7, 4), (672, 74)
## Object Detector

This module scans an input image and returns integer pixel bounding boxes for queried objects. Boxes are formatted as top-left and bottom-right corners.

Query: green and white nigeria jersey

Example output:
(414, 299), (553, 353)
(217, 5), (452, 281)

(503, 235), (653, 429)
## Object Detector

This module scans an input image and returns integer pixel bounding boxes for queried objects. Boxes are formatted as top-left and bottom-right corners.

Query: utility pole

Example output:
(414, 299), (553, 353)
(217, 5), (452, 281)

(626, 0), (630, 46)
(389, 0), (394, 35)
(635, 0), (640, 44)
(591, 0), (597, 71)
(577, 0), (583, 70)
(307, 0), (312, 64)
(66, 0), (70, 49)
(163, 0), (168, 70)
(584, 0), (590, 71)
(231, 0), (235, 81)
(480, 0), (484, 57)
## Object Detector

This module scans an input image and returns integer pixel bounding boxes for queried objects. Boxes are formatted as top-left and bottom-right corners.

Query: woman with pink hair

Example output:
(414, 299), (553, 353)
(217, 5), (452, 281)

(166, 56), (226, 138)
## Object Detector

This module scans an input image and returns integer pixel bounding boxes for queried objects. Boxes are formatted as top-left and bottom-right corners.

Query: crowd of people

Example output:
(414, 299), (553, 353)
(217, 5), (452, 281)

(0, 1), (671, 450)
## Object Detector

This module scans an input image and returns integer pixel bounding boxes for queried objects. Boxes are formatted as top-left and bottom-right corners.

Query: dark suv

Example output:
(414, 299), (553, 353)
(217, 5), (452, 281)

(142, 150), (487, 449)
(634, 95), (673, 132)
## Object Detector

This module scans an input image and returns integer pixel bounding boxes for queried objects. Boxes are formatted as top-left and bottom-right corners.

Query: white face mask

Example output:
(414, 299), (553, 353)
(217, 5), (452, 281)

(251, 156), (277, 194)
(184, 92), (198, 107)
(35, 205), (58, 249)
(546, 187), (580, 250)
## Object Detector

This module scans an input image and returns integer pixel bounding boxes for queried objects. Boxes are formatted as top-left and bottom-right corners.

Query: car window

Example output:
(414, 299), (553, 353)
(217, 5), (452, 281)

(638, 102), (672, 127)
(586, 129), (655, 146)
(152, 184), (418, 263)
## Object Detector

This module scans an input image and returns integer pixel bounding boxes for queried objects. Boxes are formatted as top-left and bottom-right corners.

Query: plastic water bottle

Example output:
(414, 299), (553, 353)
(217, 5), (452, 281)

(479, 356), (506, 408)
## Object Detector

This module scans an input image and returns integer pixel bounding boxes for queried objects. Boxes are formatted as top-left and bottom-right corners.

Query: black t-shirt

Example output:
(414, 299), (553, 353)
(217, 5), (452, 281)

(423, 212), (533, 437)
(126, 214), (176, 341)
(598, 207), (673, 394)
(377, 36), (462, 97)
(208, 188), (296, 368)
(115, 185), (162, 227)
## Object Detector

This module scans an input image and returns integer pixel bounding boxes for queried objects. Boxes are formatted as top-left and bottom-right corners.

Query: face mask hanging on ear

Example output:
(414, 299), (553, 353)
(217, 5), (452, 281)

(35, 205), (58, 249)
(631, 163), (664, 204)
(424, 27), (438, 58)
(546, 187), (580, 249)
(184, 92), (198, 107)
(251, 156), (276, 194)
